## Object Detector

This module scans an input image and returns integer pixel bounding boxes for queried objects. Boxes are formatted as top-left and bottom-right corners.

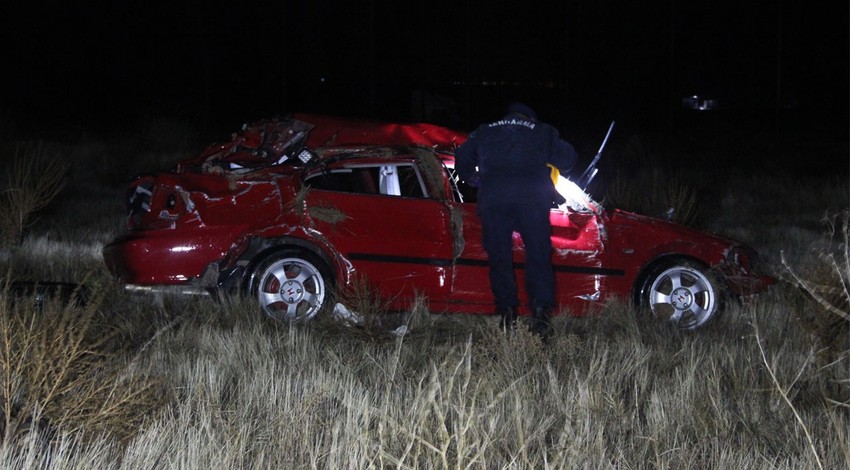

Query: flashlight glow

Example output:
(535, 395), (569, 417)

(554, 176), (592, 211)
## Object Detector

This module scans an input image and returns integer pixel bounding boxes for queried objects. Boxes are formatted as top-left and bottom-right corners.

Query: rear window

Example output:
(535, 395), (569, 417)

(305, 167), (379, 194)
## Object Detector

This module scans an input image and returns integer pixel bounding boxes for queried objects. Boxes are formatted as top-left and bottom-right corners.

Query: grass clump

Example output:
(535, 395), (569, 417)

(0, 283), (167, 447)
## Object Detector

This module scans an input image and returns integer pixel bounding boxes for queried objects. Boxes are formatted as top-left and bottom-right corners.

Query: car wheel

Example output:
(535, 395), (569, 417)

(250, 249), (333, 322)
(640, 260), (722, 330)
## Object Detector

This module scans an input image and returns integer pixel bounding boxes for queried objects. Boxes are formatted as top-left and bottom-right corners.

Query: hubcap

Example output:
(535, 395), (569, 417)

(647, 265), (717, 329)
(280, 280), (304, 304)
(670, 287), (692, 310)
(256, 256), (326, 322)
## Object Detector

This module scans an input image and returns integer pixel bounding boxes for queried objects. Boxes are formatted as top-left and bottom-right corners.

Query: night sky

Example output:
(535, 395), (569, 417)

(3, 1), (848, 147)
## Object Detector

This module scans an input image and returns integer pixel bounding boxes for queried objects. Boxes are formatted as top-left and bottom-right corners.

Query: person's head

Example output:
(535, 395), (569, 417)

(505, 102), (538, 121)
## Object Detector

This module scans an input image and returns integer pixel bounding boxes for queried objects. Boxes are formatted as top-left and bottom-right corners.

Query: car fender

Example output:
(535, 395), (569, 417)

(218, 231), (351, 295)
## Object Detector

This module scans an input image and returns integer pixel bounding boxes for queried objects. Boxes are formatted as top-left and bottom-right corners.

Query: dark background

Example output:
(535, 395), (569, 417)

(2, 1), (848, 173)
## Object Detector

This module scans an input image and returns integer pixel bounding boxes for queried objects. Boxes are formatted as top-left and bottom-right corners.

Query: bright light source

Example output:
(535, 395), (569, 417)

(554, 176), (590, 211)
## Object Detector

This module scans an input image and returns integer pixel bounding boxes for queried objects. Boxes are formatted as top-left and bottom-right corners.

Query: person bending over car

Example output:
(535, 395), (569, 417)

(454, 102), (578, 335)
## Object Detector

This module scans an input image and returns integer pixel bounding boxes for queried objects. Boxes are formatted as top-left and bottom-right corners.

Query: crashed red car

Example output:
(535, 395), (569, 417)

(102, 114), (773, 329)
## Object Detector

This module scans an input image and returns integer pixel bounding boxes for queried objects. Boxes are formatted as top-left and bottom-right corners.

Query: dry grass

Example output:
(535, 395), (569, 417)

(604, 167), (703, 226)
(0, 130), (847, 467)
(783, 212), (850, 321)
(413, 147), (447, 200)
(598, 131), (704, 226)
(308, 205), (350, 225)
(289, 185), (351, 226)
(0, 281), (167, 447)
(780, 212), (850, 400)
(0, 285), (848, 468)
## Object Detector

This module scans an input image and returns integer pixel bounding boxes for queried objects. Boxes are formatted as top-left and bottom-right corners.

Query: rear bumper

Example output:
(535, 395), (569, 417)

(102, 226), (245, 285)
(124, 284), (211, 296)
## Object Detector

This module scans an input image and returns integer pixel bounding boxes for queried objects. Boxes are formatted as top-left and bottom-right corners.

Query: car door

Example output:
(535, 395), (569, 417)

(548, 208), (614, 309)
(443, 162), (614, 314)
(303, 162), (455, 308)
(450, 203), (608, 314)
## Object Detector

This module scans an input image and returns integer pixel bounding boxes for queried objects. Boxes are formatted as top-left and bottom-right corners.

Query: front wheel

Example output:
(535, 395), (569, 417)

(249, 249), (333, 322)
(639, 260), (723, 330)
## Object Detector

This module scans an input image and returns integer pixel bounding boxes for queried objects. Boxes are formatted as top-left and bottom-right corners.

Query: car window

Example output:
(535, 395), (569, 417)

(304, 167), (378, 194)
(396, 165), (426, 198)
(445, 166), (478, 203)
(304, 164), (427, 198)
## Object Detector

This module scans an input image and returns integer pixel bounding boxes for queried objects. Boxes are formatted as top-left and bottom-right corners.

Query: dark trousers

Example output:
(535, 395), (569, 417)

(479, 204), (555, 310)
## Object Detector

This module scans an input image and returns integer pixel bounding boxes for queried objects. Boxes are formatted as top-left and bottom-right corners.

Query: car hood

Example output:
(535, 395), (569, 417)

(605, 208), (742, 255)
(607, 208), (774, 294)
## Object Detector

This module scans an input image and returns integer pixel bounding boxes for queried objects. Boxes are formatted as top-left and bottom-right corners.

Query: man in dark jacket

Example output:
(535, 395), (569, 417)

(455, 103), (577, 334)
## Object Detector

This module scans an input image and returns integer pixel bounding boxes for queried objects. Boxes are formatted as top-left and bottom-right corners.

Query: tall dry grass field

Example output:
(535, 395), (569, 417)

(0, 122), (847, 468)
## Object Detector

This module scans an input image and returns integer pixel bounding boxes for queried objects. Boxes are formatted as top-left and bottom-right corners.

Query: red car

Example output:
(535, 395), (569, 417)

(102, 114), (773, 329)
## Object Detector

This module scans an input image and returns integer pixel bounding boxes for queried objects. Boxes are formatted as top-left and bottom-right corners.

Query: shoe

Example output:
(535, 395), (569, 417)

(497, 306), (518, 332)
(530, 307), (552, 336)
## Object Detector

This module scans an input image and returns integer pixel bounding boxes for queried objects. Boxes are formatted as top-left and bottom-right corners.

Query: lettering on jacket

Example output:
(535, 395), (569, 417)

(487, 118), (536, 130)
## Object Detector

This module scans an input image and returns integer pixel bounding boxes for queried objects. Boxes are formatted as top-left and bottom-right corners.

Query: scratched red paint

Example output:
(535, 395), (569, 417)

(102, 115), (773, 328)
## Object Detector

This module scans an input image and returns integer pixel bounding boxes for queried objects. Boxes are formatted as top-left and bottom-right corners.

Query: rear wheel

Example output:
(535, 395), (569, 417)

(639, 260), (722, 330)
(249, 249), (333, 322)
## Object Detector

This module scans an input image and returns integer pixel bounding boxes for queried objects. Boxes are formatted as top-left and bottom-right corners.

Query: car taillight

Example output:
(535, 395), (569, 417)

(127, 183), (190, 229)
(127, 183), (153, 227)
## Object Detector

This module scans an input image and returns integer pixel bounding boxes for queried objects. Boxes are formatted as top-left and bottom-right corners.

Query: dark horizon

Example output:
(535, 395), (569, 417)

(2, 1), (848, 150)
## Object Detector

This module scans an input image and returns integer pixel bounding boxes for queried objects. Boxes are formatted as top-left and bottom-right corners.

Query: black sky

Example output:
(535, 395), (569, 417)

(2, 0), (848, 142)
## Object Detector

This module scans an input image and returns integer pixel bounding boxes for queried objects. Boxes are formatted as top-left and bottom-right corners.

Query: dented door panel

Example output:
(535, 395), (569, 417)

(448, 204), (616, 315)
(305, 189), (455, 307)
(549, 209), (617, 310)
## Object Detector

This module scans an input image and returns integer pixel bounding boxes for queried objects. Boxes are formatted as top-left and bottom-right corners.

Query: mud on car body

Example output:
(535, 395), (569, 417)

(102, 114), (773, 329)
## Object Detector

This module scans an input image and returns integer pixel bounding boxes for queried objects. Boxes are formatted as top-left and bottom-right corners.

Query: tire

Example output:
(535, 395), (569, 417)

(249, 249), (333, 322)
(638, 259), (723, 330)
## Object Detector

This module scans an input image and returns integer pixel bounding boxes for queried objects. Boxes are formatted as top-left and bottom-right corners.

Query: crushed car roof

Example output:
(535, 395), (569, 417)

(178, 114), (468, 174)
(296, 113), (467, 149)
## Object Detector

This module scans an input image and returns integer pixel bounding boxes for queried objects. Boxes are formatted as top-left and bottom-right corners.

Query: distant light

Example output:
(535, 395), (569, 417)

(682, 95), (719, 111)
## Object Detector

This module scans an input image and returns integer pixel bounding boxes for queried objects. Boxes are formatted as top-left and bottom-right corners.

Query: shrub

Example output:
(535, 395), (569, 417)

(0, 282), (167, 445)
(781, 211), (850, 384)
(0, 144), (68, 245)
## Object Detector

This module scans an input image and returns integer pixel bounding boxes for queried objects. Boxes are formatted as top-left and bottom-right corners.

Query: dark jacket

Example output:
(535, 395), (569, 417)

(455, 113), (577, 212)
